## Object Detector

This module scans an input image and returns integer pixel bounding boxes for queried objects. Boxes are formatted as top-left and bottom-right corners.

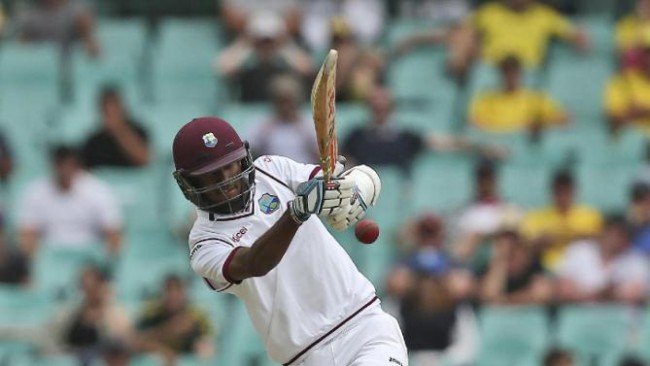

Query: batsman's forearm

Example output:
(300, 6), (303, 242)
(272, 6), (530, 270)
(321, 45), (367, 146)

(236, 211), (302, 278)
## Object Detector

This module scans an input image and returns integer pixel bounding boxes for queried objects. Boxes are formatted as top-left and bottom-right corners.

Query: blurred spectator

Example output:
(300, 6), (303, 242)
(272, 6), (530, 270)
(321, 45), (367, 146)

(219, 0), (301, 38)
(636, 143), (650, 184)
(605, 34), (650, 135)
(521, 170), (603, 271)
(398, 271), (479, 365)
(619, 356), (648, 366)
(49, 266), (132, 360)
(0, 216), (30, 285)
(556, 215), (649, 304)
(479, 228), (552, 305)
(627, 182), (650, 255)
(616, 0), (650, 69)
(451, 161), (520, 269)
(301, 0), (385, 51)
(82, 86), (150, 169)
(626, 182), (650, 237)
(544, 348), (575, 366)
(17, 145), (122, 258)
(217, 11), (313, 103)
(342, 86), (506, 176)
(392, 213), (477, 302)
(247, 74), (318, 163)
(469, 55), (569, 134)
(329, 17), (385, 102)
(100, 339), (133, 366)
(471, 0), (587, 69)
(0, 130), (14, 184)
(134, 275), (214, 361)
(14, 0), (100, 57)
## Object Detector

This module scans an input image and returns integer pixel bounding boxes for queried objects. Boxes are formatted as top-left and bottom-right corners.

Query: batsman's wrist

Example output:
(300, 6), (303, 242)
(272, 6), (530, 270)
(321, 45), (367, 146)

(288, 201), (310, 224)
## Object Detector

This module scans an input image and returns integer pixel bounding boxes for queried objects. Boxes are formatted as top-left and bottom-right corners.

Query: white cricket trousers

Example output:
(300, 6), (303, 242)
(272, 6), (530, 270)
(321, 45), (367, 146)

(297, 304), (409, 366)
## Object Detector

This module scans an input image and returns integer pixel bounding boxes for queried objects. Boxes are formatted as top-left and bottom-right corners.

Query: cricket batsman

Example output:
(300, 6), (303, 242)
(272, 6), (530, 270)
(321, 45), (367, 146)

(172, 116), (408, 365)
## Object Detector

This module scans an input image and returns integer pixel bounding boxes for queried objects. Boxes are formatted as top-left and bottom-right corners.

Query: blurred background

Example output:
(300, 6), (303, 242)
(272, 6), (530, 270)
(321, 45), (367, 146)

(0, 0), (649, 365)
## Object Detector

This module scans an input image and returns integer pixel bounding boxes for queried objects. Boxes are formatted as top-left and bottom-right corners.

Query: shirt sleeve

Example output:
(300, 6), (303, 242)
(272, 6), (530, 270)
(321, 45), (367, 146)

(469, 94), (490, 129)
(538, 93), (566, 125)
(254, 155), (320, 193)
(604, 76), (629, 118)
(16, 184), (45, 231)
(93, 182), (122, 231)
(190, 237), (243, 291)
(545, 7), (575, 39)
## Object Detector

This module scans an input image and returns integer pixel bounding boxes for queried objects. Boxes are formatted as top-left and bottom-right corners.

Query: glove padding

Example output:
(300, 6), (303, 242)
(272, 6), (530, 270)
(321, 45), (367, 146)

(289, 177), (355, 223)
(327, 165), (381, 231)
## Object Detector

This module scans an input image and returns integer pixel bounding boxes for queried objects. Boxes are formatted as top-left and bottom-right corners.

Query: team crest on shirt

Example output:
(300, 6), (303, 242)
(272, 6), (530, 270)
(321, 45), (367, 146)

(258, 193), (280, 214)
(202, 132), (218, 148)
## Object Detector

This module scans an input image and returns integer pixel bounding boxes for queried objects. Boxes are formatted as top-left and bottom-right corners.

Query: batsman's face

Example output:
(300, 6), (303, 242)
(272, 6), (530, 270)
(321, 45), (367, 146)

(192, 161), (244, 202)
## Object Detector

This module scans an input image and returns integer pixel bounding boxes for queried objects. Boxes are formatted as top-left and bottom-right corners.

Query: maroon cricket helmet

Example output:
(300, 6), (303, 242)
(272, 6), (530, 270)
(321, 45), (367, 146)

(172, 117), (255, 214)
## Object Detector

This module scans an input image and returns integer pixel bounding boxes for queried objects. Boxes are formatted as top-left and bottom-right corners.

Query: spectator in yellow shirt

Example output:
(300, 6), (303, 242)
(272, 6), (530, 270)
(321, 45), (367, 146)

(470, 56), (570, 133)
(605, 34), (650, 134)
(616, 0), (650, 69)
(522, 170), (603, 272)
(472, 0), (588, 69)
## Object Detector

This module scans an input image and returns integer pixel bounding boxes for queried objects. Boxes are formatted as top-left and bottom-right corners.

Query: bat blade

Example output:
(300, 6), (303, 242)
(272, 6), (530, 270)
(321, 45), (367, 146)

(311, 49), (338, 182)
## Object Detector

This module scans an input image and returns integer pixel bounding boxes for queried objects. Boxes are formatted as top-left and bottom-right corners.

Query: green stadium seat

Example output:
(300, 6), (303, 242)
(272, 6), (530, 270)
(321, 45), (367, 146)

(218, 300), (270, 366)
(219, 103), (271, 137)
(71, 19), (147, 105)
(411, 155), (474, 214)
(91, 166), (164, 230)
(500, 162), (553, 209)
(115, 243), (190, 301)
(33, 244), (106, 300)
(0, 286), (53, 357)
(633, 309), (650, 359)
(0, 42), (59, 87)
(388, 48), (458, 133)
(556, 305), (631, 361)
(575, 127), (645, 165)
(152, 19), (221, 104)
(29, 355), (79, 366)
(477, 306), (550, 366)
(52, 104), (97, 145)
(576, 161), (641, 213)
(546, 45), (613, 125)
(138, 103), (210, 156)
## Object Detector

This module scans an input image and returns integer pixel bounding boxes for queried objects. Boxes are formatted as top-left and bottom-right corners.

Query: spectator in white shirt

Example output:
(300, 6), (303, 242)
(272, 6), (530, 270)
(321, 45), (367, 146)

(451, 161), (521, 270)
(301, 0), (385, 51)
(557, 215), (649, 304)
(17, 146), (122, 258)
(247, 74), (319, 163)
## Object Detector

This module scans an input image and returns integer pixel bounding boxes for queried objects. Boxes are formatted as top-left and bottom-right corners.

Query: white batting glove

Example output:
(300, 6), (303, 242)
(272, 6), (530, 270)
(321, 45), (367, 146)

(327, 165), (381, 231)
(288, 177), (354, 223)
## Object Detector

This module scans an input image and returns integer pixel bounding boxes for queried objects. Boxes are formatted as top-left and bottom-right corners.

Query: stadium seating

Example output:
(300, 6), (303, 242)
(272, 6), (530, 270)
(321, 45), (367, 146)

(556, 305), (631, 363)
(151, 18), (222, 105)
(476, 306), (550, 366)
(411, 155), (474, 214)
(33, 244), (106, 301)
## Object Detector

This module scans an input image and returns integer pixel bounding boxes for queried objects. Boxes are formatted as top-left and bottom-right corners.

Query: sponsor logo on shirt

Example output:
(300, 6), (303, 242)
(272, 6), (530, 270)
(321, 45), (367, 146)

(258, 193), (280, 214)
(389, 357), (404, 366)
(231, 227), (248, 243)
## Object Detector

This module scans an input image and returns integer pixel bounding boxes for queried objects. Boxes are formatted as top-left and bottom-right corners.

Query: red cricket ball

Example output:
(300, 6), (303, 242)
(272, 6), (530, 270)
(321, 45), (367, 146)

(355, 219), (380, 244)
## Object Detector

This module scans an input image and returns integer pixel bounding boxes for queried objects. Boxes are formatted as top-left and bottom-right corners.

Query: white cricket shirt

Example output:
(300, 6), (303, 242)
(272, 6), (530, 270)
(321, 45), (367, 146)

(188, 155), (377, 364)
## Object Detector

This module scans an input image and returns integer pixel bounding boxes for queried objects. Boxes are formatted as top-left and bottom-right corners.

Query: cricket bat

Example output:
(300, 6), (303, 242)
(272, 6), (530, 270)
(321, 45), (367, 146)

(311, 49), (338, 182)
